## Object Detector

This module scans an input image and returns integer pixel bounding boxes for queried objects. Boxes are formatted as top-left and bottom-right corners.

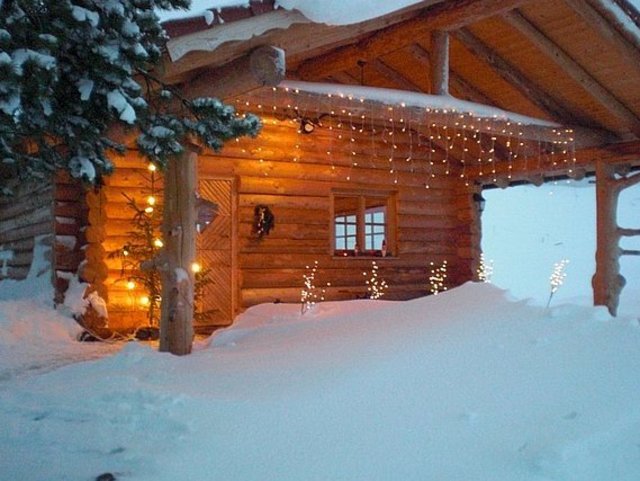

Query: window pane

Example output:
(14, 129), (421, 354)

(336, 224), (345, 237)
(374, 225), (385, 234)
(347, 224), (356, 236)
(346, 214), (356, 223)
(373, 211), (385, 223)
(346, 236), (356, 249)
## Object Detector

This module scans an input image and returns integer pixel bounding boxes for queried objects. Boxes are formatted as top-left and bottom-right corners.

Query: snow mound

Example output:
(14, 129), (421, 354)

(1, 283), (640, 480)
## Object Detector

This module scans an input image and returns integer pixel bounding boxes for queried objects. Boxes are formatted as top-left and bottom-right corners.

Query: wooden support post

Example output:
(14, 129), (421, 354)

(431, 30), (450, 96)
(592, 160), (624, 316)
(159, 151), (197, 355)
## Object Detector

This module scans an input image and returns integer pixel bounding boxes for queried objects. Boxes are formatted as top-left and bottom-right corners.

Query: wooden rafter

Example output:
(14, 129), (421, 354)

(297, 0), (532, 80)
(504, 10), (640, 138)
(454, 28), (598, 126)
(588, 0), (640, 51)
(565, 0), (640, 76)
(370, 59), (422, 92)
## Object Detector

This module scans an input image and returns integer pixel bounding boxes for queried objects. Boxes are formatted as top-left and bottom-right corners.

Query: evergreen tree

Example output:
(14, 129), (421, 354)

(0, 0), (260, 194)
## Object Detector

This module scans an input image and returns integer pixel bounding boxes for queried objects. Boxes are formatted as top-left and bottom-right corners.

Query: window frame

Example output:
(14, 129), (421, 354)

(330, 189), (397, 258)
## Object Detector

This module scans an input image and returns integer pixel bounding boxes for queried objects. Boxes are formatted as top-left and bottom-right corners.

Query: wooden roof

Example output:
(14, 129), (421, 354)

(159, 0), (640, 182)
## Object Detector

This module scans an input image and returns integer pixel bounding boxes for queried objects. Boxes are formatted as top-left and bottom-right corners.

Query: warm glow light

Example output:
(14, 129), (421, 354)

(139, 296), (150, 306)
(144, 206), (154, 214)
(147, 163), (156, 172)
(146, 195), (156, 206)
(191, 262), (202, 273)
(126, 280), (136, 290)
(153, 238), (164, 248)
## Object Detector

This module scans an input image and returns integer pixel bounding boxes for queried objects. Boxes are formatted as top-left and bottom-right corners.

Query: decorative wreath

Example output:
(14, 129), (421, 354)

(253, 204), (275, 238)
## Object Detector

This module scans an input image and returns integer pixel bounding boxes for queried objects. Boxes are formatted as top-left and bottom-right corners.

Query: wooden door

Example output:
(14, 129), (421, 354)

(196, 178), (236, 330)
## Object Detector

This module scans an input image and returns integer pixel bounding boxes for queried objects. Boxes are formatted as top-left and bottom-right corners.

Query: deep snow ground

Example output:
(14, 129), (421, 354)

(1, 283), (640, 481)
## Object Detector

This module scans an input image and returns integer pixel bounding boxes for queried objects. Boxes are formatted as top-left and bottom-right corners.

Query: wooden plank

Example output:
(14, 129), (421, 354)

(454, 28), (593, 125)
(297, 0), (531, 80)
(504, 9), (640, 138)
(371, 59), (422, 92)
(565, 0), (640, 76)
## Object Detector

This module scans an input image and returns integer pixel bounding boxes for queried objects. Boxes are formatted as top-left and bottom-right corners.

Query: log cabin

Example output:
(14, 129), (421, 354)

(1, 0), (640, 333)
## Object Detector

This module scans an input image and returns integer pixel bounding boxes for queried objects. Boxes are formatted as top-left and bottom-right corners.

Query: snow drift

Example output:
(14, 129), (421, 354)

(1, 283), (639, 481)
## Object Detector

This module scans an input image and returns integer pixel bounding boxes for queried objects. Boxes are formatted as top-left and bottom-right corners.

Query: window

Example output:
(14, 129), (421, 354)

(332, 191), (396, 257)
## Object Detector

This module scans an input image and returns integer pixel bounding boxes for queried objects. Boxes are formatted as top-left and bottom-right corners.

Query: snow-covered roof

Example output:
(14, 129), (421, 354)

(157, 0), (427, 28)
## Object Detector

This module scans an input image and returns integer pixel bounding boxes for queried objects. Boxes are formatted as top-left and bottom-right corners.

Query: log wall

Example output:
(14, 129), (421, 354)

(100, 115), (478, 330)
(0, 176), (54, 282)
(0, 172), (87, 304)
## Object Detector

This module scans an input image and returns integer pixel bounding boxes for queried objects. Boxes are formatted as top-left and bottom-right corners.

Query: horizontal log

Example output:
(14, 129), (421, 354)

(397, 213), (459, 229)
(238, 206), (328, 225)
(0, 220), (52, 244)
(199, 155), (459, 188)
(238, 222), (329, 241)
(238, 193), (330, 210)
(240, 282), (433, 306)
(2, 265), (30, 280)
(241, 266), (434, 289)
(238, 251), (458, 270)
(0, 205), (53, 237)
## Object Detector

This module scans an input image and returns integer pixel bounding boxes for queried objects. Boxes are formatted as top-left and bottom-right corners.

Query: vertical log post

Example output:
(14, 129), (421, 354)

(159, 151), (197, 355)
(430, 30), (450, 96)
(592, 160), (624, 316)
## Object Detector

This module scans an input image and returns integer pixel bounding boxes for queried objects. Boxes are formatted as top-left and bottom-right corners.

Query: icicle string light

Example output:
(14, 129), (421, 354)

(237, 86), (578, 188)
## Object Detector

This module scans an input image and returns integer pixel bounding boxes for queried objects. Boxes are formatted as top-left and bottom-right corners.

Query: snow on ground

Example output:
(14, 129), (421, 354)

(482, 179), (640, 315)
(1, 282), (640, 481)
(0, 239), (118, 382)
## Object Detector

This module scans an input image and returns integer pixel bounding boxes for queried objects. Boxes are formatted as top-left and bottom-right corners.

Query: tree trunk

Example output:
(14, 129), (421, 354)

(592, 160), (624, 316)
(159, 151), (197, 355)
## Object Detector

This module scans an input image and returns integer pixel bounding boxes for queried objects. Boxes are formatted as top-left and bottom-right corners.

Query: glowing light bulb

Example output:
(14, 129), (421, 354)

(146, 195), (156, 206)
(139, 296), (150, 306)
(191, 262), (202, 273)
(147, 163), (156, 172)
(144, 206), (154, 214)
(153, 238), (163, 248)
(126, 280), (136, 290)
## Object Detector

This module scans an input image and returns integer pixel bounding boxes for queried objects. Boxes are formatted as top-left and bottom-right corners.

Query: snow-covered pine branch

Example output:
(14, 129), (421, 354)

(0, 0), (260, 193)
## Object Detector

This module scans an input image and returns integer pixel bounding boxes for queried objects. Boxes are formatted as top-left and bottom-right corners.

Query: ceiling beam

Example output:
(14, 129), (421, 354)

(504, 10), (640, 138)
(370, 59), (423, 92)
(565, 0), (640, 76)
(454, 28), (598, 126)
(297, 0), (532, 80)
(588, 0), (640, 51)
